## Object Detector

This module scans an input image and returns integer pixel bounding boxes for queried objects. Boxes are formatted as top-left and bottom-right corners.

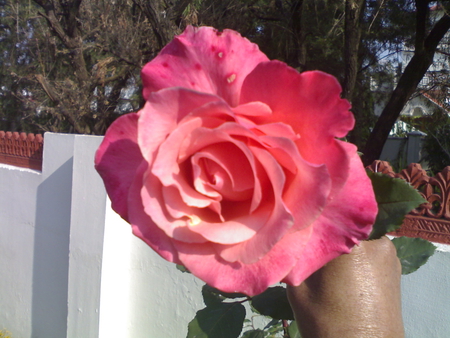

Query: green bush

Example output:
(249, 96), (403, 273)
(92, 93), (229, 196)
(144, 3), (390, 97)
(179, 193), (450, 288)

(422, 122), (450, 173)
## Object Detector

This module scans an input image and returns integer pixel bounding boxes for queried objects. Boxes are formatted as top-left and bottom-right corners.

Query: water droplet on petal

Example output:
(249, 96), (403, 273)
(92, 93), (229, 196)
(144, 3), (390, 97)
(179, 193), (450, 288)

(227, 74), (236, 84)
(218, 52), (223, 58)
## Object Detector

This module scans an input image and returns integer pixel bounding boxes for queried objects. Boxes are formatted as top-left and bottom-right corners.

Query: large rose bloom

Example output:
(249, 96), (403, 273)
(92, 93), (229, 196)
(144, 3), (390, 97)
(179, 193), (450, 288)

(95, 26), (377, 296)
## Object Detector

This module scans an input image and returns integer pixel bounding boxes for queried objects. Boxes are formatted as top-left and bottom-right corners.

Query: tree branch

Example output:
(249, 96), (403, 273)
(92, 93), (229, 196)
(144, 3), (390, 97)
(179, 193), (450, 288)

(362, 11), (450, 165)
(414, 0), (429, 53)
(132, 0), (193, 49)
(35, 74), (60, 103)
(34, 0), (89, 84)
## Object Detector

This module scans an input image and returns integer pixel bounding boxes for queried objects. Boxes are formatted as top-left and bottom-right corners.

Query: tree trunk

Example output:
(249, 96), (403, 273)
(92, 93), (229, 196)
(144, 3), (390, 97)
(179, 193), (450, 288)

(342, 0), (365, 101)
(288, 0), (306, 71)
(343, 0), (365, 147)
(362, 3), (450, 165)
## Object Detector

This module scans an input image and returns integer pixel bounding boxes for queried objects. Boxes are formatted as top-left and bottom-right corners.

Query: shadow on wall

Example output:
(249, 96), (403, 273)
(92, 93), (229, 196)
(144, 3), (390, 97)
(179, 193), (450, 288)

(32, 157), (73, 337)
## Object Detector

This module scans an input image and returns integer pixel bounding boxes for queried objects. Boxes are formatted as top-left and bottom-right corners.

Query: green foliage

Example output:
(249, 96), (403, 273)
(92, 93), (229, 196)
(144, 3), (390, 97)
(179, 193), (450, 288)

(202, 284), (229, 306)
(241, 329), (265, 338)
(261, 320), (285, 337)
(187, 296), (246, 338)
(242, 319), (287, 338)
(202, 284), (247, 300)
(288, 321), (302, 338)
(367, 171), (427, 240)
(0, 1), (39, 132)
(422, 122), (450, 173)
(0, 0), (435, 144)
(392, 237), (436, 275)
(187, 284), (296, 337)
(0, 0), (152, 134)
(251, 287), (294, 320)
(176, 264), (190, 273)
(401, 112), (450, 173)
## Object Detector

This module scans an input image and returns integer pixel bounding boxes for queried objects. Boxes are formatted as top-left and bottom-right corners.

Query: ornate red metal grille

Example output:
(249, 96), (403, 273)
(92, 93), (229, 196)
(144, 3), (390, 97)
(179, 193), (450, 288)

(0, 131), (44, 171)
(367, 160), (450, 244)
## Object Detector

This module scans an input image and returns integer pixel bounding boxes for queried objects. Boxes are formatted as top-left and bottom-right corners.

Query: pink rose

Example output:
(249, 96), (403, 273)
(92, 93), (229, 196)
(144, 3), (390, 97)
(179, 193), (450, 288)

(95, 26), (377, 296)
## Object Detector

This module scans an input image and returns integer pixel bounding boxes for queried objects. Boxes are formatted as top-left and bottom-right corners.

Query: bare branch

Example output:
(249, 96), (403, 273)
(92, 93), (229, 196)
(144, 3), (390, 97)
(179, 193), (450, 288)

(35, 74), (60, 103)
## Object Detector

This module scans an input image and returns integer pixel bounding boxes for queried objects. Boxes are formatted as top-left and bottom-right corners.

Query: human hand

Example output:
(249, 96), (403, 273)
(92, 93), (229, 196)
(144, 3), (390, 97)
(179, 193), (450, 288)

(287, 237), (404, 338)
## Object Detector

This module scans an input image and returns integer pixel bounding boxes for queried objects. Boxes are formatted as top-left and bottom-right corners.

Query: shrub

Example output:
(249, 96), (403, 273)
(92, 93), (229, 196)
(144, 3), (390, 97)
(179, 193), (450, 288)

(422, 122), (450, 173)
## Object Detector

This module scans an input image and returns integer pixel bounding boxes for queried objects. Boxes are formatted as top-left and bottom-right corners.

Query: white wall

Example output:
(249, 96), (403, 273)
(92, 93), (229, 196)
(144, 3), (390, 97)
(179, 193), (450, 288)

(1, 132), (449, 338)
(402, 246), (450, 338)
(0, 133), (204, 338)
(98, 203), (204, 338)
(381, 132), (425, 167)
(0, 165), (40, 338)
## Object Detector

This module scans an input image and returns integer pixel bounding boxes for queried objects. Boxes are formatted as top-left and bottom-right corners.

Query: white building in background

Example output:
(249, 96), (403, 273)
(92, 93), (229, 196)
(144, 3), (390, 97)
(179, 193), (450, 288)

(373, 4), (450, 132)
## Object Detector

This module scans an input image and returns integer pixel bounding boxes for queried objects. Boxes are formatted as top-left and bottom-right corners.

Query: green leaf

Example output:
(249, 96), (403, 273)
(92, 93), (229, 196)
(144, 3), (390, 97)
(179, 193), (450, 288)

(240, 329), (265, 338)
(202, 284), (225, 306)
(251, 286), (294, 320)
(263, 318), (280, 329)
(176, 264), (190, 273)
(367, 171), (426, 240)
(288, 321), (302, 338)
(187, 302), (246, 338)
(202, 284), (247, 300)
(266, 321), (284, 334)
(391, 237), (436, 275)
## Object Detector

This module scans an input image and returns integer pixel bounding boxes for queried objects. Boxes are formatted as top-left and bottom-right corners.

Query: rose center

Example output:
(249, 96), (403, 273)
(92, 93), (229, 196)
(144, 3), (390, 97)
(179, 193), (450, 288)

(191, 143), (254, 202)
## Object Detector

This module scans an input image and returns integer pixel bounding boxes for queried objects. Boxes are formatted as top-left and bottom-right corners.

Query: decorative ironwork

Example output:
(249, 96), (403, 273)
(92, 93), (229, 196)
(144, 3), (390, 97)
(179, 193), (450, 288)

(0, 131), (44, 171)
(368, 160), (450, 244)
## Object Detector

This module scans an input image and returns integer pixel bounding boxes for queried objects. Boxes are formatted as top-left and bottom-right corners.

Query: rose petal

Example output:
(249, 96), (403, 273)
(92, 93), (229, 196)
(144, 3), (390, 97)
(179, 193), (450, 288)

(150, 117), (214, 209)
(255, 122), (299, 140)
(191, 143), (254, 199)
(214, 142), (329, 265)
(186, 208), (269, 245)
(282, 145), (378, 285)
(240, 61), (354, 199)
(257, 133), (299, 175)
(212, 125), (331, 232)
(128, 161), (183, 263)
(150, 143), (269, 245)
(174, 222), (312, 296)
(94, 113), (142, 221)
(241, 62), (354, 140)
(257, 135), (332, 234)
(138, 88), (222, 164)
(232, 101), (272, 117)
(169, 137), (267, 245)
(141, 26), (269, 106)
(213, 145), (293, 264)
(154, 123), (263, 212)
(161, 182), (220, 222)
(140, 168), (209, 244)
